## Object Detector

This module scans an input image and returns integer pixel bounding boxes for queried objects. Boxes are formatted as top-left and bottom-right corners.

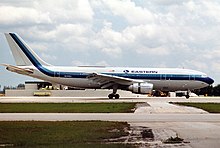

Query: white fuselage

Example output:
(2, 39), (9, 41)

(22, 65), (212, 91)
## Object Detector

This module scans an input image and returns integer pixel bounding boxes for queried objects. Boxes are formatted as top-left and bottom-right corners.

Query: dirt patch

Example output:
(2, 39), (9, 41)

(106, 125), (191, 147)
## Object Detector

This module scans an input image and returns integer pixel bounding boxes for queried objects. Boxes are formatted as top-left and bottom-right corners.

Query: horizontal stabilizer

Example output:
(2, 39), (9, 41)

(1, 64), (33, 75)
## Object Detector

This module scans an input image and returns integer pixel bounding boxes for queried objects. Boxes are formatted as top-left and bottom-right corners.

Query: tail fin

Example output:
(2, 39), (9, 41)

(4, 33), (50, 66)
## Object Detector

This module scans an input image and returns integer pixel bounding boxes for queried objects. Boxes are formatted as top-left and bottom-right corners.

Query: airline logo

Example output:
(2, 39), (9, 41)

(123, 70), (158, 74)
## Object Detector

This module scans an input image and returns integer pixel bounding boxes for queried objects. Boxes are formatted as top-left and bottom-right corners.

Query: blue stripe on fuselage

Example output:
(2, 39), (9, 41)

(9, 33), (214, 85)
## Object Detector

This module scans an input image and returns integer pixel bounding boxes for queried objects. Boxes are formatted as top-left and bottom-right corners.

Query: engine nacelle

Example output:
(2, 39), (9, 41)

(128, 82), (153, 94)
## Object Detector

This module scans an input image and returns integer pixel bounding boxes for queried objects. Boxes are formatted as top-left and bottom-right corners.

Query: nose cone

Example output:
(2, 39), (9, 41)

(206, 77), (214, 85)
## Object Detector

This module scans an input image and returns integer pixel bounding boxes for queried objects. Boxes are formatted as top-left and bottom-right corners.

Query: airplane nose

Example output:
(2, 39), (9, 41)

(206, 77), (214, 85)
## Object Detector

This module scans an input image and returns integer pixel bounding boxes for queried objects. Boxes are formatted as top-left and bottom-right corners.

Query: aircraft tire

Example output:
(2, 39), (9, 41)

(108, 94), (114, 99)
(115, 94), (120, 99)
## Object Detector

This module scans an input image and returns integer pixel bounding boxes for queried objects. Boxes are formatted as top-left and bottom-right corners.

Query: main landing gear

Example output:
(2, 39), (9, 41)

(108, 85), (120, 99)
(185, 90), (190, 99)
(108, 93), (120, 99)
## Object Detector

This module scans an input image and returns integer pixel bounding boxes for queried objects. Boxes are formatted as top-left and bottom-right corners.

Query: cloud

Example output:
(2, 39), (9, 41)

(101, 47), (122, 57)
(41, 53), (57, 63)
(34, 0), (94, 24)
(0, 6), (51, 25)
(182, 59), (208, 71)
(71, 60), (90, 66)
(0, 0), (94, 26)
(71, 60), (109, 66)
(201, 1), (220, 22)
(1, 0), (220, 86)
(95, 60), (109, 66)
(103, 0), (156, 25)
(29, 42), (48, 52)
(136, 46), (170, 56)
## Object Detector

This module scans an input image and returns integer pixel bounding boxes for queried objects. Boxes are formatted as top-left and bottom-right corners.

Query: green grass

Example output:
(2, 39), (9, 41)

(171, 102), (220, 113)
(0, 103), (136, 113)
(0, 121), (135, 147)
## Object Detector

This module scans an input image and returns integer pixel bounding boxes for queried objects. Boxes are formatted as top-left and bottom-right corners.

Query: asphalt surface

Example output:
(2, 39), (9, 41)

(1, 96), (220, 148)
(0, 113), (220, 122)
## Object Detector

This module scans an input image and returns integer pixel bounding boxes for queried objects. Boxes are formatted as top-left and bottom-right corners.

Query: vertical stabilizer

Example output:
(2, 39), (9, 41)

(4, 33), (50, 66)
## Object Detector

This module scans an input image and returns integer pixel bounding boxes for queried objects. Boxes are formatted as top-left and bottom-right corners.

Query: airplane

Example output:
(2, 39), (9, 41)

(3, 32), (214, 99)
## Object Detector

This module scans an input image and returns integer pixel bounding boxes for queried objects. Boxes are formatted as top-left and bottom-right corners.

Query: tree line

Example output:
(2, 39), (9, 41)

(193, 85), (220, 96)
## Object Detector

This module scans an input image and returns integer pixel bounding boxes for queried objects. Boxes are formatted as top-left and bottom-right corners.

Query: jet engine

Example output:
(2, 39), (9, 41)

(128, 82), (153, 94)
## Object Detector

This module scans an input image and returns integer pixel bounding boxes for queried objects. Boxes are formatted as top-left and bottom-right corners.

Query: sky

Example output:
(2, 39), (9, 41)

(1, 0), (220, 89)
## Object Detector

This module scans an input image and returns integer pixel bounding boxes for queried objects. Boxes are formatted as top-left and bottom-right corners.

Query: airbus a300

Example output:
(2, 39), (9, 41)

(3, 33), (214, 99)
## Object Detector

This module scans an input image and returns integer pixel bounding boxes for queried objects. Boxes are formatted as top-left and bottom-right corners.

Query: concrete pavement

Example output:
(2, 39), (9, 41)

(1, 96), (220, 148)
(0, 113), (220, 122)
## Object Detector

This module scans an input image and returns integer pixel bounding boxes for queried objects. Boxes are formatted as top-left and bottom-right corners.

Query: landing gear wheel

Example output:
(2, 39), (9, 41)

(108, 94), (114, 99)
(108, 93), (120, 99)
(185, 90), (190, 99)
(115, 94), (120, 99)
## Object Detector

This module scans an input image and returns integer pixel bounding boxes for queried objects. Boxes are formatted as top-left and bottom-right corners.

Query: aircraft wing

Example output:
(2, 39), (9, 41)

(87, 73), (143, 89)
(1, 64), (33, 75)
